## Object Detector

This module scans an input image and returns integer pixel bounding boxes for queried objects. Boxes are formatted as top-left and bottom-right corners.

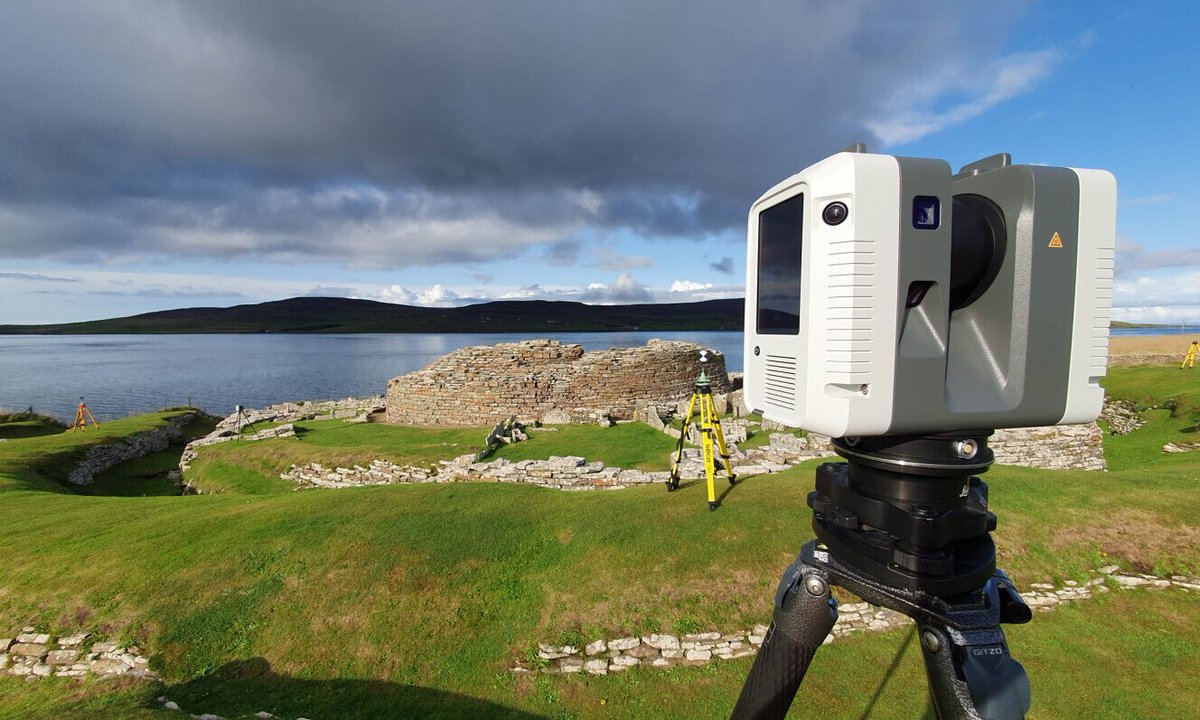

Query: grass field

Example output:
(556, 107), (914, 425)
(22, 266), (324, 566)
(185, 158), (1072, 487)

(0, 367), (1197, 718)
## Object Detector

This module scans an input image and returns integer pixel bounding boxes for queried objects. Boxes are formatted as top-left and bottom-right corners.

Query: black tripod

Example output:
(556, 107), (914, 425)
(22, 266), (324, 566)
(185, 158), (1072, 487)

(732, 433), (1033, 720)
(234, 404), (258, 441)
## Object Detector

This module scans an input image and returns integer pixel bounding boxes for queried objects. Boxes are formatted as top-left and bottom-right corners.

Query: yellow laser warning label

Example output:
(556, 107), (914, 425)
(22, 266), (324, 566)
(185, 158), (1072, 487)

(1048, 231), (1064, 248)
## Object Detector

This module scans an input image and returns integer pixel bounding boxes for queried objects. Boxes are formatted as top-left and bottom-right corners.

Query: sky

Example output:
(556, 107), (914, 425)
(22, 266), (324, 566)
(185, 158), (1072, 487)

(0, 0), (1196, 325)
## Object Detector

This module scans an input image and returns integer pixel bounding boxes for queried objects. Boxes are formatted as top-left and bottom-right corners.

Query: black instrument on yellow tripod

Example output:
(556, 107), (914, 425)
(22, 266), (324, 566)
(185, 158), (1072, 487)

(666, 351), (737, 510)
(71, 397), (100, 432)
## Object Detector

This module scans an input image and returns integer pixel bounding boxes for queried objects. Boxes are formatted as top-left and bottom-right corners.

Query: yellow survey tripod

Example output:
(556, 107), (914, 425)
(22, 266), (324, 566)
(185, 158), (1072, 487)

(71, 397), (100, 432)
(1182, 341), (1200, 369)
(666, 356), (737, 511)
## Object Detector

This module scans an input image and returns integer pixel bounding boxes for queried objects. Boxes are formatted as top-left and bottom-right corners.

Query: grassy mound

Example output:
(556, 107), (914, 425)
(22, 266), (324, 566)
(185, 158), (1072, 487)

(0, 411), (67, 440)
(0, 368), (1196, 718)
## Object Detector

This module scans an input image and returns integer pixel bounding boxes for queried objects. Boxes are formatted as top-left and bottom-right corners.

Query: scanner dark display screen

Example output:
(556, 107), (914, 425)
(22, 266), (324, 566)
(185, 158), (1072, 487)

(757, 193), (803, 334)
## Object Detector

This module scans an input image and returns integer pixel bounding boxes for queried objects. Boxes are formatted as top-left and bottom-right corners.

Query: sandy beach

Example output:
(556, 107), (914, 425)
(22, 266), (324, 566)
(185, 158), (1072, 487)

(1109, 333), (1196, 365)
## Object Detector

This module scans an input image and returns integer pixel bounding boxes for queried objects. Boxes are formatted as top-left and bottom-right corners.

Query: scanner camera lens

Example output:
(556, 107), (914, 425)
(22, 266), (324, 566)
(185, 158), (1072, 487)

(823, 201), (848, 225)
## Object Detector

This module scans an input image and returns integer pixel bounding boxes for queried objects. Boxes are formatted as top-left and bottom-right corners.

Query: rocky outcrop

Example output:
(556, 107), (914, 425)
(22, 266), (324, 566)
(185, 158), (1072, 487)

(66, 413), (195, 486)
(386, 339), (730, 426)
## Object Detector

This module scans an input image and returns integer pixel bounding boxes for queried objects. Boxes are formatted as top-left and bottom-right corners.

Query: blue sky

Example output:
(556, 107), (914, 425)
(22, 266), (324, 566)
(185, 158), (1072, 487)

(0, 1), (1196, 324)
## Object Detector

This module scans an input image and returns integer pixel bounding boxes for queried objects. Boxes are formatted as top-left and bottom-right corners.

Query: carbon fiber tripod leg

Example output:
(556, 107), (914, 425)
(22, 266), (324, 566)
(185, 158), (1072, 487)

(917, 621), (1030, 720)
(730, 554), (838, 720)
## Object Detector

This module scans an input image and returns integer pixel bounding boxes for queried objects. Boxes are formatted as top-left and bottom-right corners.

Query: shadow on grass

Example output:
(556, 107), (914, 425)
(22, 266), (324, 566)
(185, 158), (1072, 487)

(0, 423), (67, 440)
(856, 627), (937, 720)
(161, 658), (547, 720)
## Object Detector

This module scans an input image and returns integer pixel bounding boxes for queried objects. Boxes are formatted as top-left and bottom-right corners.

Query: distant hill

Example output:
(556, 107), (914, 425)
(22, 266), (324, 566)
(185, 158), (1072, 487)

(0, 297), (746, 334)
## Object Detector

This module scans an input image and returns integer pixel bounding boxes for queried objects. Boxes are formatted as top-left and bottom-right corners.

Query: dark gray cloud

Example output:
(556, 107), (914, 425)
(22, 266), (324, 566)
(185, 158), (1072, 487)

(0, 1), (1030, 267)
(589, 247), (653, 271)
(1116, 237), (1200, 275)
(0, 271), (79, 282)
(89, 288), (246, 298)
(304, 286), (359, 298)
(709, 257), (736, 275)
(544, 240), (583, 266)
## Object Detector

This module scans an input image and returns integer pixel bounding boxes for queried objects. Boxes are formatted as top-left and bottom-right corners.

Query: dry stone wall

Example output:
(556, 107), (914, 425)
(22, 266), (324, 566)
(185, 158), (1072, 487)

(386, 339), (730, 426)
(649, 390), (1111, 472)
(0, 629), (154, 680)
(283, 455), (669, 490)
(990, 424), (1106, 471)
(178, 396), (384, 486)
(67, 413), (195, 486)
(515, 566), (1200, 675)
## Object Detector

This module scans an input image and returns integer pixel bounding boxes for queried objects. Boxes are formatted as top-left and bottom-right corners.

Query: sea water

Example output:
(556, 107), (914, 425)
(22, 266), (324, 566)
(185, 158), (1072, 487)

(0, 327), (1185, 421)
(0, 331), (744, 421)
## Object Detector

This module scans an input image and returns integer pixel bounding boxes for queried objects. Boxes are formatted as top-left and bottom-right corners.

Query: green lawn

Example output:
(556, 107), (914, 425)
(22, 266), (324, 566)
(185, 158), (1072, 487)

(491, 422), (676, 470)
(0, 366), (1196, 718)
(185, 419), (681, 494)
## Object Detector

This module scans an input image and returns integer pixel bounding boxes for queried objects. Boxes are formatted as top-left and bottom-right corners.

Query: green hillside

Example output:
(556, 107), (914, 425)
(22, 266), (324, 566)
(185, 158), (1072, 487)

(0, 367), (1197, 718)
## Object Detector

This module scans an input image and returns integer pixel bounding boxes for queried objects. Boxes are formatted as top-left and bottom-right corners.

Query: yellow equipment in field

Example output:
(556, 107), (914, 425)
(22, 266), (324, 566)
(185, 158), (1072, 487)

(1182, 340), (1200, 369)
(666, 352), (737, 510)
(71, 398), (99, 432)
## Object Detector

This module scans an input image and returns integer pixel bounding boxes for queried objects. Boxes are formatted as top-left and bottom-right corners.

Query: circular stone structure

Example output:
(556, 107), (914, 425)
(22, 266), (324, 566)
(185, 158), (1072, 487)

(385, 339), (731, 426)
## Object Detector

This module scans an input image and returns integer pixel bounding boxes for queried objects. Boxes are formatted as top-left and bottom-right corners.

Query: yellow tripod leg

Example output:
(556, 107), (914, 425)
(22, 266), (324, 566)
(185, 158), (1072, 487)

(84, 405), (99, 429)
(707, 395), (737, 485)
(701, 398), (717, 511)
(667, 393), (699, 491)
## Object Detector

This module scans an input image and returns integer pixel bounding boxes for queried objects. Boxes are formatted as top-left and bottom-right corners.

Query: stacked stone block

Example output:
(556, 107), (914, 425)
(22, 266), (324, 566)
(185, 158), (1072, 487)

(516, 567), (1200, 675)
(66, 413), (195, 486)
(989, 423), (1106, 471)
(0, 630), (155, 680)
(283, 455), (669, 491)
(386, 339), (730, 425)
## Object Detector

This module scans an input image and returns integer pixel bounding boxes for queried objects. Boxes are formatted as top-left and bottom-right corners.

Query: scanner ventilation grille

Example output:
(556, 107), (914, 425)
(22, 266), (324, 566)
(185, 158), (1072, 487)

(824, 238), (875, 381)
(763, 355), (797, 411)
(1091, 246), (1114, 376)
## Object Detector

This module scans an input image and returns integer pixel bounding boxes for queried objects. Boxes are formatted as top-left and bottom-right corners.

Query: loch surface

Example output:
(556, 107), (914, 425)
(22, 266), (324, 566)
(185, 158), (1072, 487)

(0, 331), (744, 421)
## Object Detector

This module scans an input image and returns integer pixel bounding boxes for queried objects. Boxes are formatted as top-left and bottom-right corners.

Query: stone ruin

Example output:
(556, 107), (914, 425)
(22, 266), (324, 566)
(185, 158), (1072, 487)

(385, 339), (731, 426)
(515, 566), (1200, 675)
(1, 628), (155, 680)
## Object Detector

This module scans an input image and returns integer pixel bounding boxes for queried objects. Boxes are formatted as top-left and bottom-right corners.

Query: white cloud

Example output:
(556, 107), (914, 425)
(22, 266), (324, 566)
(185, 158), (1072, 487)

(0, 264), (748, 323)
(1110, 265), (1200, 324)
(1122, 193), (1177, 207)
(377, 283), (464, 307)
(579, 272), (653, 304)
(869, 50), (1060, 146)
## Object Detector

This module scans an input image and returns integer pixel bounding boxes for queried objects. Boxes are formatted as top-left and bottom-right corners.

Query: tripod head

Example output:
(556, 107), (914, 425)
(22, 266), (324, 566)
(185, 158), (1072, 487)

(812, 432), (999, 597)
(732, 432), (1036, 719)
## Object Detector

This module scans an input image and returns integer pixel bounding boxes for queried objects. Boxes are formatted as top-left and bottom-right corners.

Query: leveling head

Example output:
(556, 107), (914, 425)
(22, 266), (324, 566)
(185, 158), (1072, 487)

(694, 350), (713, 392)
